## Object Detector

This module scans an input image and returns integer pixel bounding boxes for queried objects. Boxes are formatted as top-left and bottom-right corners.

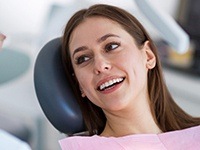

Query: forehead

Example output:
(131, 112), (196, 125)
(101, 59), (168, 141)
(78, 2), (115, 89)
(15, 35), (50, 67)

(69, 17), (128, 47)
(72, 16), (122, 34)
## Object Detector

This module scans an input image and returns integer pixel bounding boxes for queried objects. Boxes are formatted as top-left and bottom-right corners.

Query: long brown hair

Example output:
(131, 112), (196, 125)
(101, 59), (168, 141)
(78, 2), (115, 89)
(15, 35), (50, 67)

(62, 4), (200, 135)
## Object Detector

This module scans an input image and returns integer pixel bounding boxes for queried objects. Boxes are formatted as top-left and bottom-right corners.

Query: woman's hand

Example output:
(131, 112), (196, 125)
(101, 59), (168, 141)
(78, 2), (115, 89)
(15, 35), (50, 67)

(0, 33), (6, 50)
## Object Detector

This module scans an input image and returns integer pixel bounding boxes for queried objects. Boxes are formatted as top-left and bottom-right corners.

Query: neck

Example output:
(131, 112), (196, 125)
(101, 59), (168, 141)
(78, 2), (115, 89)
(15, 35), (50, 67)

(100, 98), (162, 137)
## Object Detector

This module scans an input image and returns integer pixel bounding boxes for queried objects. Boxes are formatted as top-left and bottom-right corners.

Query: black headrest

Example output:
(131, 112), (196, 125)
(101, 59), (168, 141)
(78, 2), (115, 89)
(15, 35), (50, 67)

(34, 38), (85, 134)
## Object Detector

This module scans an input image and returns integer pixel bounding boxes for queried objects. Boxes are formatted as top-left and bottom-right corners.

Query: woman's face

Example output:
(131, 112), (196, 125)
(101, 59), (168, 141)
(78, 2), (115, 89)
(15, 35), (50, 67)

(69, 17), (155, 112)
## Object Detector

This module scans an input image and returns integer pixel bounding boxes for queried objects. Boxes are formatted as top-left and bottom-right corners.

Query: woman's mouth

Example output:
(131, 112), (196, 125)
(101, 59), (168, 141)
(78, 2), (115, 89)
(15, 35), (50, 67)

(97, 77), (125, 91)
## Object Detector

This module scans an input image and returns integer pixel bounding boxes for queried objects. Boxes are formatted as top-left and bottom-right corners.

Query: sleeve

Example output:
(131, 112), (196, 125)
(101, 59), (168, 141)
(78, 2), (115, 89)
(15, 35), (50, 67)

(0, 129), (32, 150)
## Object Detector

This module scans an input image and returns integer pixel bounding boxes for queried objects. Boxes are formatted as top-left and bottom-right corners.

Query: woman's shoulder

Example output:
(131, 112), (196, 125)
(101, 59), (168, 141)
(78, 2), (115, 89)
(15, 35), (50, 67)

(158, 125), (200, 149)
(163, 125), (200, 135)
(159, 125), (200, 137)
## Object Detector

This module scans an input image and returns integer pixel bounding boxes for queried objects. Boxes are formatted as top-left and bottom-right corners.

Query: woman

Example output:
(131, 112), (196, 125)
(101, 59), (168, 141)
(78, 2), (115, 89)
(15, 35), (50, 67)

(60, 4), (200, 149)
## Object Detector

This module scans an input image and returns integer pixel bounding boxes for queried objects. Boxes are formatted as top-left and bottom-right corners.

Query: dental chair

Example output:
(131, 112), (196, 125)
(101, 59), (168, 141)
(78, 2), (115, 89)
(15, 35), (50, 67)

(34, 38), (85, 135)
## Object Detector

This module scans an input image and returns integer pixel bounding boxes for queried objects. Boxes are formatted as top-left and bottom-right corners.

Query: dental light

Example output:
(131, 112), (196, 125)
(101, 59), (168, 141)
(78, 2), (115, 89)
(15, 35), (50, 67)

(135, 0), (189, 54)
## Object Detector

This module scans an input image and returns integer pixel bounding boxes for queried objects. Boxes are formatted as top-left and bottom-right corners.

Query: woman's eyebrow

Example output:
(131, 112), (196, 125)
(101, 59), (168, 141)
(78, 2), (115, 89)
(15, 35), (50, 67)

(72, 46), (88, 58)
(72, 33), (120, 57)
(97, 33), (120, 43)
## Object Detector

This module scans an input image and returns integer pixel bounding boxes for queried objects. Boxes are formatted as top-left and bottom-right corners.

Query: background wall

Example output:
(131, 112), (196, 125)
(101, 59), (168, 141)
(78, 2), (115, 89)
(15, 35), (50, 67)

(0, 0), (180, 49)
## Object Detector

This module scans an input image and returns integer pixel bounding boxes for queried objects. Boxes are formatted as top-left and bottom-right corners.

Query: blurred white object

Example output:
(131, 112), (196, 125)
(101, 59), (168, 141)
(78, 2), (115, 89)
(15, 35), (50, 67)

(135, 0), (190, 54)
(0, 129), (31, 150)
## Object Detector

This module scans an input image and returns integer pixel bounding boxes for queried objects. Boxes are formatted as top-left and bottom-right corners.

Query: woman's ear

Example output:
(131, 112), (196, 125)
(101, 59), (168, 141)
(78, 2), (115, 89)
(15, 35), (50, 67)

(143, 41), (156, 69)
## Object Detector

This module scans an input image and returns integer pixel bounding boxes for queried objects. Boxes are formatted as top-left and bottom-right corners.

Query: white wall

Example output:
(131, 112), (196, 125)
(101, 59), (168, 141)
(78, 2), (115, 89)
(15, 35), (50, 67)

(0, 0), (180, 43)
(0, 0), (71, 36)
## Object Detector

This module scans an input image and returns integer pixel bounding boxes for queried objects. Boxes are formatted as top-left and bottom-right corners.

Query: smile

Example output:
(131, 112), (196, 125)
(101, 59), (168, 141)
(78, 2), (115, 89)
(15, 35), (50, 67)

(97, 77), (125, 91)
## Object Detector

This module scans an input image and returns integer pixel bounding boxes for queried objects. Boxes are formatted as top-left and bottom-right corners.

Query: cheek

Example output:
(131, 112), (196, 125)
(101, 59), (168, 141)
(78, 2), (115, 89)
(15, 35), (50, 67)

(75, 69), (93, 91)
(123, 51), (147, 83)
(119, 51), (141, 70)
(75, 71), (86, 84)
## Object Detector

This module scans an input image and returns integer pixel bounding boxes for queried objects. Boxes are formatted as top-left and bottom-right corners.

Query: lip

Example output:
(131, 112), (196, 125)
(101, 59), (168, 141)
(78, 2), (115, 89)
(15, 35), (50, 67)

(96, 76), (125, 93)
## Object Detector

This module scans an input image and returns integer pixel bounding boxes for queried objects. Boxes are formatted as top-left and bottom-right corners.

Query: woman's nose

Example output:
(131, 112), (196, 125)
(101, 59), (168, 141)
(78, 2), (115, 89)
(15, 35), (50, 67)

(93, 55), (111, 75)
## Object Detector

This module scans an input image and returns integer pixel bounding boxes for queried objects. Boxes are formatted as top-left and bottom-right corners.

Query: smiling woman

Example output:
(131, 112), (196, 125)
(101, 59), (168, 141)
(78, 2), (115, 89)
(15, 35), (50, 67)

(59, 4), (200, 150)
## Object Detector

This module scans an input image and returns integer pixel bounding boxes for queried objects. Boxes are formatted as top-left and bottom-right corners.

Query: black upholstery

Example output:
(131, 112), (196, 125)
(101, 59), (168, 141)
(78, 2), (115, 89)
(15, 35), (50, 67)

(34, 38), (85, 134)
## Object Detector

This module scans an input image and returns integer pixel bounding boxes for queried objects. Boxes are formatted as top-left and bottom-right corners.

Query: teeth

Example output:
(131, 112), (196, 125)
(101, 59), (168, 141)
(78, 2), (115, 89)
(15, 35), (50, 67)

(99, 78), (123, 90)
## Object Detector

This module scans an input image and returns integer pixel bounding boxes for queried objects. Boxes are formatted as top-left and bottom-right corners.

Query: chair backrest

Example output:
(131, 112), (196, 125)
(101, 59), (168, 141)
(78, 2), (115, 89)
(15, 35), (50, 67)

(34, 38), (85, 135)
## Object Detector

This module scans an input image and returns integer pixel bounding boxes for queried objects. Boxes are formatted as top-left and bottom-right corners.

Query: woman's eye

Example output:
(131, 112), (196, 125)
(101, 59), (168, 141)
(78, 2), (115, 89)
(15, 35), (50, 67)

(105, 42), (120, 52)
(76, 55), (90, 64)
